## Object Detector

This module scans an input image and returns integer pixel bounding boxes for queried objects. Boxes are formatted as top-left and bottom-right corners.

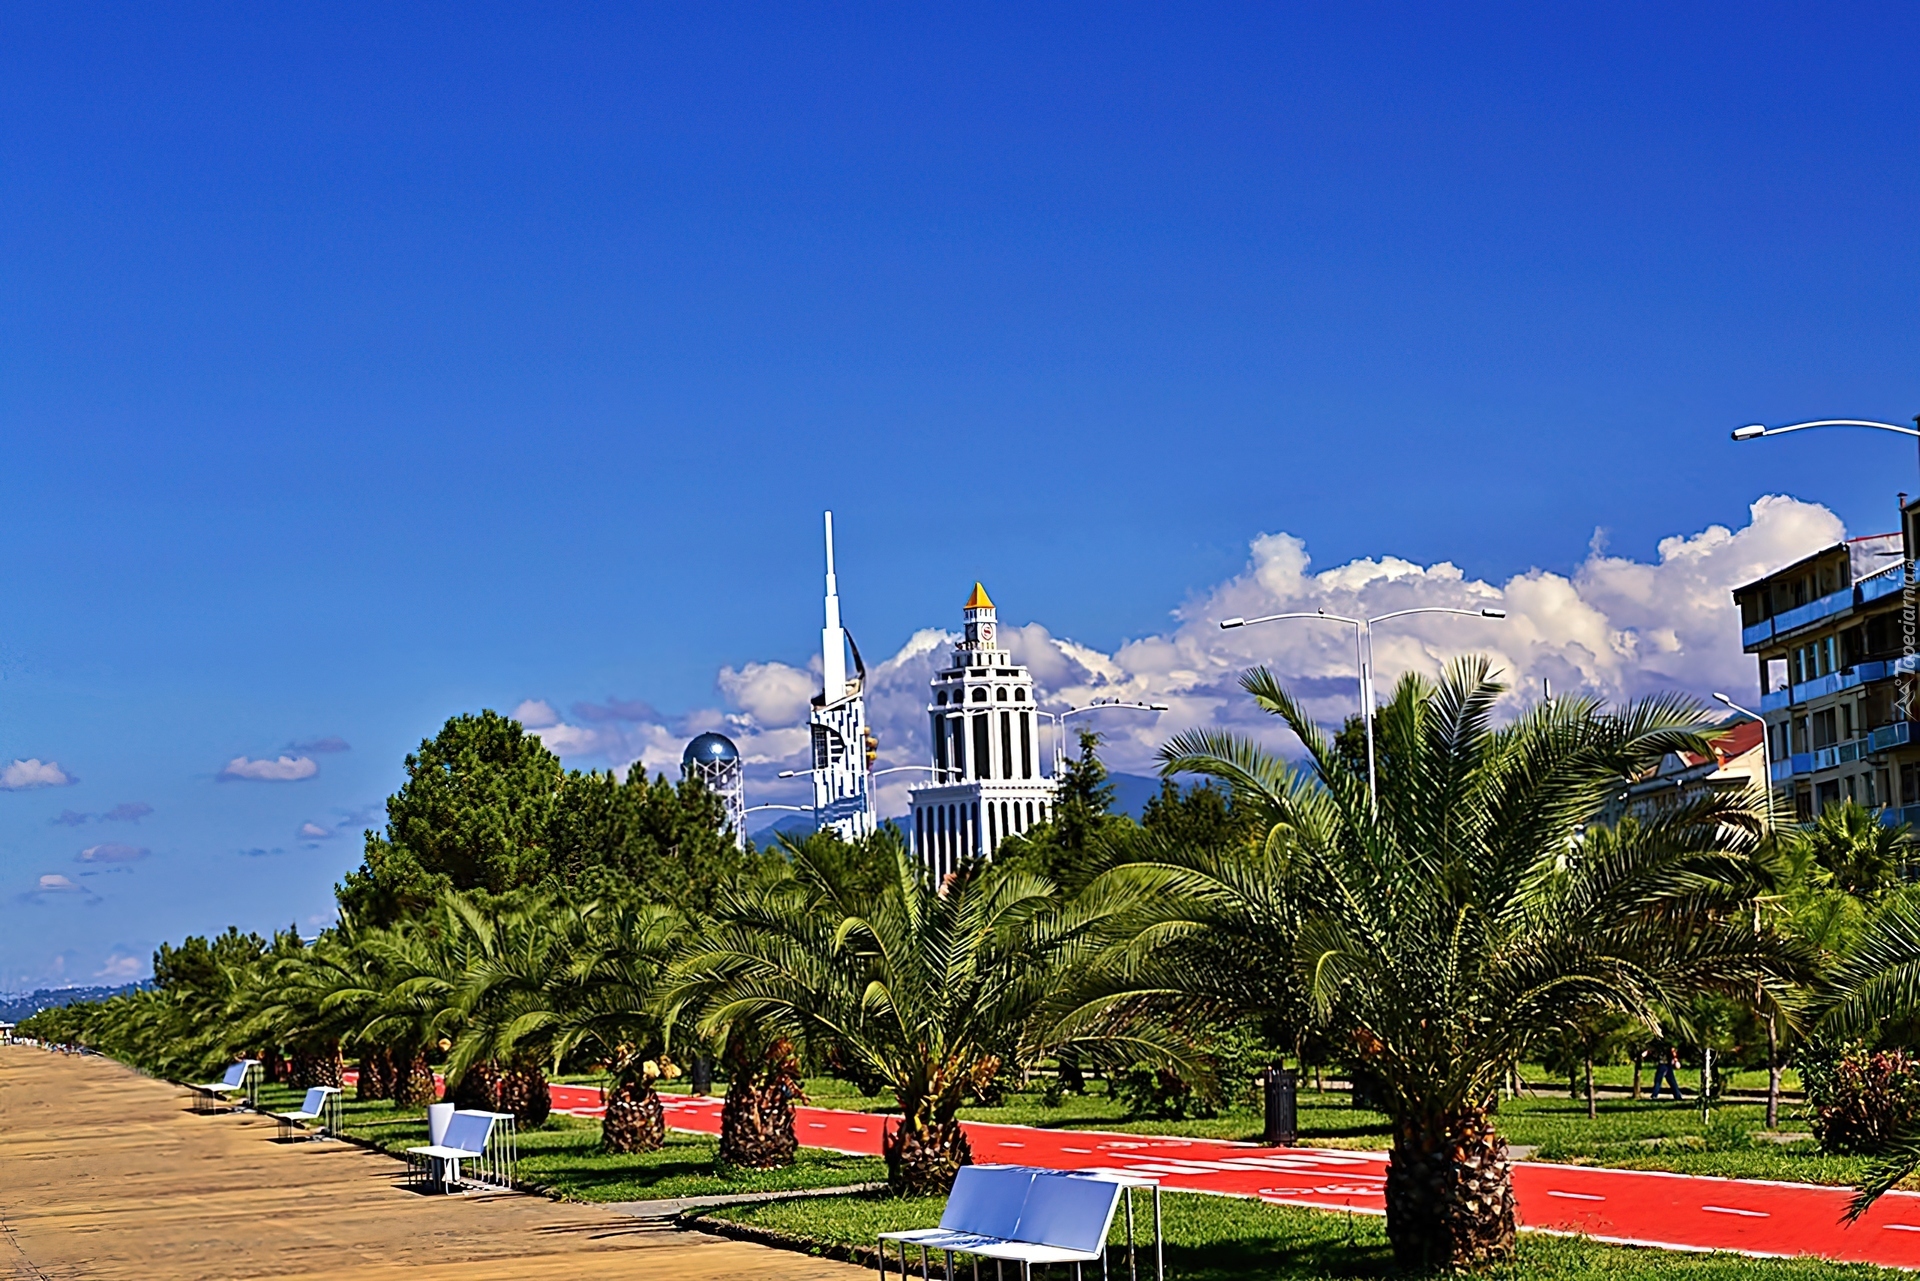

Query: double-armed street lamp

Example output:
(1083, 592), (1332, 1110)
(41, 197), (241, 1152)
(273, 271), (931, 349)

(1035, 699), (1169, 778)
(1219, 606), (1508, 808)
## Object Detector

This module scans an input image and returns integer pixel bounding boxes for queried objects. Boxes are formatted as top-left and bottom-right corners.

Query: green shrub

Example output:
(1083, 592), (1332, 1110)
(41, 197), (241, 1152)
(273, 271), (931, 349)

(1801, 1043), (1920, 1155)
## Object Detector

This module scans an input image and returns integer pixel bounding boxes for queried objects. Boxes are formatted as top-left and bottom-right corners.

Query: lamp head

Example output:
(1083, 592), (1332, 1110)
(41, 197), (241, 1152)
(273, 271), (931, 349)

(1149, 703), (1169, 711)
(1219, 617), (1245, 629)
(1712, 692), (1732, 706)
(1482, 608), (1507, 619)
(1732, 424), (1768, 441)
(777, 769), (798, 778)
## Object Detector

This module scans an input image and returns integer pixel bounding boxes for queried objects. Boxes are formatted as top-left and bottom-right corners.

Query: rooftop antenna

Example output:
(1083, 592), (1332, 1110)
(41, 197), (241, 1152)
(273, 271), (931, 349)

(822, 511), (847, 705)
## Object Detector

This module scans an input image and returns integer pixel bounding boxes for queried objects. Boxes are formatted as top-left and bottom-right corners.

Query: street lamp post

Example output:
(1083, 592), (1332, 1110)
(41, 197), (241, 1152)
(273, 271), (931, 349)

(1712, 692), (1775, 838)
(1035, 699), (1169, 778)
(1219, 606), (1507, 807)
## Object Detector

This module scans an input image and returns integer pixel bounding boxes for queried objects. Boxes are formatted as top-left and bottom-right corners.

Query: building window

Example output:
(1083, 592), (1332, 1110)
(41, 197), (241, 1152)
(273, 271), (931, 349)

(1026, 801), (1035, 827)
(951, 718), (966, 776)
(971, 802), (981, 856)
(1001, 711), (1014, 779)
(973, 714), (991, 782)
(915, 808), (924, 858)
(988, 804), (997, 847)
(936, 691), (947, 705)
(972, 687), (988, 702)
(1020, 713), (1032, 779)
(1014, 688), (1026, 702)
(997, 687), (1008, 701)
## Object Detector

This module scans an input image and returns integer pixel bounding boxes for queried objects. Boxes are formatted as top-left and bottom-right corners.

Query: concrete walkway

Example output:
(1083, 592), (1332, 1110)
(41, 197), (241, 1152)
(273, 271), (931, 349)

(0, 1045), (865, 1281)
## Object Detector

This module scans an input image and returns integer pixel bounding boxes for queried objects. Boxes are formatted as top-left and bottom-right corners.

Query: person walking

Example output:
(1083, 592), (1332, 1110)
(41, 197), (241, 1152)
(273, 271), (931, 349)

(1650, 1045), (1683, 1101)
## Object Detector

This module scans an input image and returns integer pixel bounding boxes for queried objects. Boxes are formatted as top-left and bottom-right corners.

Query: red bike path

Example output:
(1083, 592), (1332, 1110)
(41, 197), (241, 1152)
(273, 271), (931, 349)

(363, 1074), (1920, 1268)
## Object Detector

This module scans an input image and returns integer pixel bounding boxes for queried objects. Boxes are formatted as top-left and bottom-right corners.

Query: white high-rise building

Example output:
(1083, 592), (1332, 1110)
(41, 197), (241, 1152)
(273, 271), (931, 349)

(809, 512), (877, 839)
(908, 583), (1057, 879)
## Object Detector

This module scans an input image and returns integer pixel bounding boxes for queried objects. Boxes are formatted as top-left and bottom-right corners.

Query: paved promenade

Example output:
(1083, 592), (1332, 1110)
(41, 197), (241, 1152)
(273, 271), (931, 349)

(0, 1046), (862, 1281)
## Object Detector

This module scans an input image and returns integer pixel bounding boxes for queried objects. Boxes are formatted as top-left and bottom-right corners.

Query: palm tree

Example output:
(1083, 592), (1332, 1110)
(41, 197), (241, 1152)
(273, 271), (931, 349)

(445, 892), (687, 1150)
(669, 832), (1170, 1194)
(1127, 659), (1792, 1271)
(1794, 800), (1913, 899)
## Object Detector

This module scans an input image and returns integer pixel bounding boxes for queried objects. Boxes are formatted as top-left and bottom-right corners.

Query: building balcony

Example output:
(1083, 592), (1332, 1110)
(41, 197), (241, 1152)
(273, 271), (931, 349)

(1859, 561), (1909, 604)
(1772, 723), (1915, 781)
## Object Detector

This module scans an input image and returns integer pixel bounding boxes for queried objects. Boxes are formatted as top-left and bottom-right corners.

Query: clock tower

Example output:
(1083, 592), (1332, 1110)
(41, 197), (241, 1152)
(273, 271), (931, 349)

(907, 583), (1058, 881)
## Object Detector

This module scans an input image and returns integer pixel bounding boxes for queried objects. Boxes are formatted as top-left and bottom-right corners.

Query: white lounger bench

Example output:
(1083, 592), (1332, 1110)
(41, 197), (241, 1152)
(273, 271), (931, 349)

(879, 1165), (1162, 1281)
(272, 1085), (342, 1140)
(406, 1110), (497, 1194)
(188, 1059), (260, 1114)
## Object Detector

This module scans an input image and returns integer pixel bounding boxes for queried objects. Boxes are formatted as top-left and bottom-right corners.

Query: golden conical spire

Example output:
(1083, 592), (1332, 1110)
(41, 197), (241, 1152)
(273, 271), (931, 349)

(963, 582), (994, 610)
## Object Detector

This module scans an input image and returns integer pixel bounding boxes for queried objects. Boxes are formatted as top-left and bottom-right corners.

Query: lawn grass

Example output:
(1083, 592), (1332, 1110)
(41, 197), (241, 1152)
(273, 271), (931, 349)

(250, 1081), (885, 1202)
(702, 1189), (1904, 1281)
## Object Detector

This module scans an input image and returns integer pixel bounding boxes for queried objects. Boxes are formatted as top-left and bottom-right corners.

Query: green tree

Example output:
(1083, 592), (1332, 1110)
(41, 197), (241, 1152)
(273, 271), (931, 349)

(338, 710), (567, 925)
(995, 729), (1129, 891)
(1124, 659), (1794, 1271)
(554, 769), (757, 912)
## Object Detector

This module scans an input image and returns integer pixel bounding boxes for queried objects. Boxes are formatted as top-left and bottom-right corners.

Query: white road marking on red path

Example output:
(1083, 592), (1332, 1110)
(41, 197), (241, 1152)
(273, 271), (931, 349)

(998, 1142), (1025, 1148)
(1701, 1205), (1769, 1218)
(1547, 1191), (1605, 1202)
(848, 1126), (867, 1133)
(1884, 1225), (1920, 1233)
(1062, 1147), (1091, 1154)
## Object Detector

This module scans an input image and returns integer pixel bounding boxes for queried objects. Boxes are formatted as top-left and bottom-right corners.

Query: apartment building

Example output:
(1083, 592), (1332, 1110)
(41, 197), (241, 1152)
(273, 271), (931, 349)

(1612, 718), (1766, 825)
(1733, 498), (1917, 824)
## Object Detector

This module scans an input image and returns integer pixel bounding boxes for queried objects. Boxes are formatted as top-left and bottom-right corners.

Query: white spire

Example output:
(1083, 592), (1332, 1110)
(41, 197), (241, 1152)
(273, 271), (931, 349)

(821, 510), (847, 704)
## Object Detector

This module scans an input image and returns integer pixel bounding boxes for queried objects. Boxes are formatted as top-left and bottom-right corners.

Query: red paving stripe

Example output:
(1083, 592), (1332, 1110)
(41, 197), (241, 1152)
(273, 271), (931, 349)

(344, 1075), (1920, 1268)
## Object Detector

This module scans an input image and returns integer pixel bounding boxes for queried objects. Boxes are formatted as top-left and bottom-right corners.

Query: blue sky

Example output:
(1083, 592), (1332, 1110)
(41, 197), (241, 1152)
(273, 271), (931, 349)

(3, 4), (1917, 989)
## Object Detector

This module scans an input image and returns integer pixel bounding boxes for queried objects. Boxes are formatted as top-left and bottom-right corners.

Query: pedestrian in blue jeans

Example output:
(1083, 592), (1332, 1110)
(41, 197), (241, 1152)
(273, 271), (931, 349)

(1650, 1046), (1683, 1100)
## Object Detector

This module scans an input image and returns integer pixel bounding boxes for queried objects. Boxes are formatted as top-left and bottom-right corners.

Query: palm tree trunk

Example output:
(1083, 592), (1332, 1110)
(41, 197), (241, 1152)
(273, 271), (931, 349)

(1632, 1051), (1642, 1101)
(1766, 1012), (1781, 1131)
(393, 1050), (438, 1107)
(496, 1060), (551, 1129)
(1384, 1107), (1516, 1271)
(883, 1099), (975, 1197)
(357, 1046), (391, 1101)
(717, 1037), (801, 1169)
(602, 1074), (666, 1153)
(1585, 1056), (1596, 1120)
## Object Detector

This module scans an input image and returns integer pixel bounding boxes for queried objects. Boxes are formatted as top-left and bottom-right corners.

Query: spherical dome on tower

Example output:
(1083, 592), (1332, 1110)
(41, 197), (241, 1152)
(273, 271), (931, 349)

(682, 732), (740, 769)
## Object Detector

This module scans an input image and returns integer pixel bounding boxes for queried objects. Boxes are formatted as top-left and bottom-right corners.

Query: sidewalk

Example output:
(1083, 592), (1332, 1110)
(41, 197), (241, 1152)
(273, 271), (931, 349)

(0, 1046), (864, 1281)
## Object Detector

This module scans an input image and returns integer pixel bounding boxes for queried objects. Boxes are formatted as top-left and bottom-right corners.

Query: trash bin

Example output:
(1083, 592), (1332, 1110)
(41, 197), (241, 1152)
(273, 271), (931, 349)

(1262, 1067), (1297, 1146)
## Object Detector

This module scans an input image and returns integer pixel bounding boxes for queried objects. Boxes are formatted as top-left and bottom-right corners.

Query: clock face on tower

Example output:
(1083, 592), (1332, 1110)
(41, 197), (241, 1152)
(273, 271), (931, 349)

(977, 621), (995, 647)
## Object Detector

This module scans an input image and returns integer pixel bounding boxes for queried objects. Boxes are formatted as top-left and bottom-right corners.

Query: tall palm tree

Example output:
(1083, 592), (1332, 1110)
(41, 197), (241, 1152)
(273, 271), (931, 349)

(1127, 659), (1792, 1271)
(669, 833), (1171, 1195)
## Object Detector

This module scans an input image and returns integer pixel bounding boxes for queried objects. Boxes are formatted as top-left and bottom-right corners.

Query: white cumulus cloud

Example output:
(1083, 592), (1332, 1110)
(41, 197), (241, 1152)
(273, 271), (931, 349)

(1, 759), (75, 790)
(218, 755), (319, 782)
(515, 496), (1845, 810)
(36, 874), (82, 892)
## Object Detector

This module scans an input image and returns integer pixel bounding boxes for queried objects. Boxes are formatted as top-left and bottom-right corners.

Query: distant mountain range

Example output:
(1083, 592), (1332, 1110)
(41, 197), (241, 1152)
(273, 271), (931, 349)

(0, 982), (146, 1024)
(746, 771), (1169, 841)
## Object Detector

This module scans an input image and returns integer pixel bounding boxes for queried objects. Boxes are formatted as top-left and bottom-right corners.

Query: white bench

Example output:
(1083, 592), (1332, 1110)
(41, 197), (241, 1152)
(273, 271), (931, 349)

(188, 1060), (260, 1114)
(879, 1166), (1162, 1281)
(406, 1110), (497, 1193)
(271, 1086), (342, 1140)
